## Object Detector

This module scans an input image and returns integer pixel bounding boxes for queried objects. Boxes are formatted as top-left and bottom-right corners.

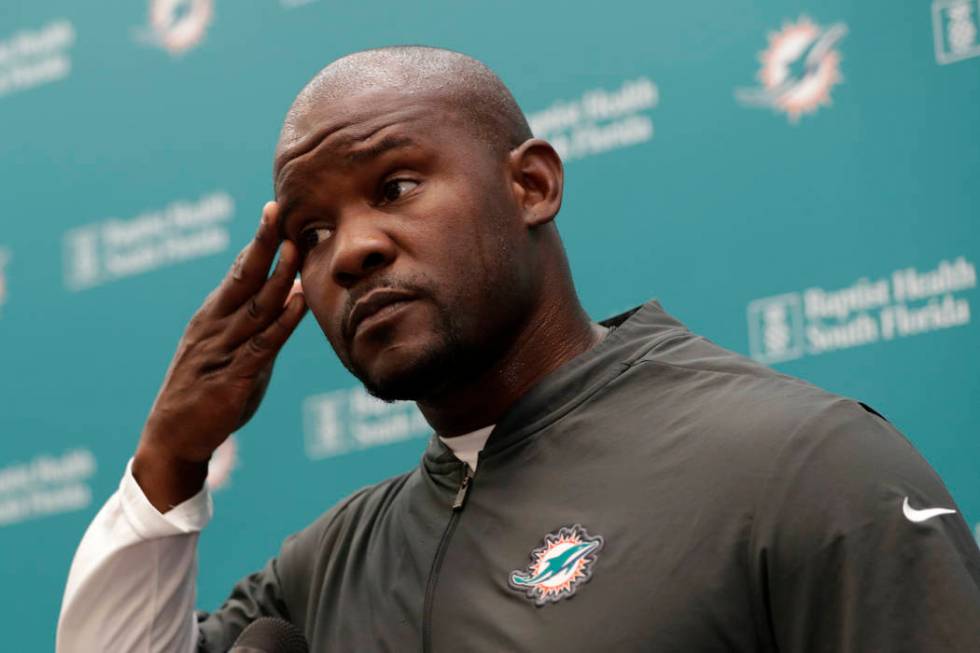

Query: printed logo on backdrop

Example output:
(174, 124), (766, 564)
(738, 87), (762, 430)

(0, 248), (9, 317)
(135, 0), (214, 56)
(304, 386), (431, 460)
(933, 0), (980, 64)
(526, 78), (658, 163)
(0, 20), (75, 99)
(748, 256), (976, 364)
(63, 191), (234, 291)
(0, 450), (96, 528)
(735, 17), (848, 123)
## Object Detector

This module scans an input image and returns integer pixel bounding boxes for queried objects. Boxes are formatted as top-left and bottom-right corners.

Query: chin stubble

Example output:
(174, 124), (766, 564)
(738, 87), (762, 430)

(352, 303), (469, 402)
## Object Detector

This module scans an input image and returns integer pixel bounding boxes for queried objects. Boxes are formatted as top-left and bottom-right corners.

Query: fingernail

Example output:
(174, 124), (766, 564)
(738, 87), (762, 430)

(232, 259), (245, 280)
(263, 202), (278, 227)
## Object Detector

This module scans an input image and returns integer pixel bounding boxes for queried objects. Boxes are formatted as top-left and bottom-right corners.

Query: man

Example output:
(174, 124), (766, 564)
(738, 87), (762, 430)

(58, 47), (980, 652)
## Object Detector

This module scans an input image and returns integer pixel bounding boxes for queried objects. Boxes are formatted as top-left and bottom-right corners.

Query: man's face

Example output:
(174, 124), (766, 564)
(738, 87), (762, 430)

(275, 89), (536, 401)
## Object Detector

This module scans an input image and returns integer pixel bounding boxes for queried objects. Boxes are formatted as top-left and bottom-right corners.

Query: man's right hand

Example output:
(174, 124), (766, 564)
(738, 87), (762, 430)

(133, 202), (307, 513)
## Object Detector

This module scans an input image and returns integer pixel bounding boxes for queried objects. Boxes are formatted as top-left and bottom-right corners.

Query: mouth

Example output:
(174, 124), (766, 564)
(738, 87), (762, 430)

(347, 289), (418, 337)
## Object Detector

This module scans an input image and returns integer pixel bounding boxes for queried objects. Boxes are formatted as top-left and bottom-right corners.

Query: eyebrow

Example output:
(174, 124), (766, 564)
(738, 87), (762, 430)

(277, 134), (419, 238)
(345, 134), (417, 163)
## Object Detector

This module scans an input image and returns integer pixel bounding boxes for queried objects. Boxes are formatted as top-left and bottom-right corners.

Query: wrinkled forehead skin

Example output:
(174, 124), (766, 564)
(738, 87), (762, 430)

(273, 86), (478, 199)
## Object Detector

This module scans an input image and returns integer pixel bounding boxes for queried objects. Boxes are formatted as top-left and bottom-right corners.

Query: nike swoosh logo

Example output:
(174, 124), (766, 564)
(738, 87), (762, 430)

(902, 497), (956, 523)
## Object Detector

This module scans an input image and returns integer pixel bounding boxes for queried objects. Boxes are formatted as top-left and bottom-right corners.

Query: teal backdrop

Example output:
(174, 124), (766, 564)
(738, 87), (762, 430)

(1, 1), (978, 649)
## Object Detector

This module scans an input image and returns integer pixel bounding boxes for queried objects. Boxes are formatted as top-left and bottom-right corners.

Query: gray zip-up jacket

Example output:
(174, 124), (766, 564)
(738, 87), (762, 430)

(197, 300), (980, 652)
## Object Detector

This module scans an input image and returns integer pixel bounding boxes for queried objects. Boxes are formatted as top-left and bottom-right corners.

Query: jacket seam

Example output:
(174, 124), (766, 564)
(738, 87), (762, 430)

(743, 397), (853, 650)
(483, 332), (682, 459)
(482, 360), (633, 459)
(278, 477), (409, 626)
(629, 344), (822, 392)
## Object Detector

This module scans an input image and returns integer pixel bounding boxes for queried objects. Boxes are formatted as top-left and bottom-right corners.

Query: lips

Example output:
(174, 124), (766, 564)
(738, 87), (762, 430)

(347, 288), (418, 337)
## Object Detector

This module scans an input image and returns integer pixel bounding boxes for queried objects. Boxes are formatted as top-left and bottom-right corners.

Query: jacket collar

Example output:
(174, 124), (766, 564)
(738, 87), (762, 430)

(421, 299), (685, 474)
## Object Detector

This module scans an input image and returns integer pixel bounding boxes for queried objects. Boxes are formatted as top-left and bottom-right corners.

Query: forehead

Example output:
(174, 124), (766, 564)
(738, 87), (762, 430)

(274, 89), (468, 186)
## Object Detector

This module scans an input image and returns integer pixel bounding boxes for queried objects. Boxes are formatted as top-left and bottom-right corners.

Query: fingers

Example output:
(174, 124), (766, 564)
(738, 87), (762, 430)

(286, 278), (304, 305)
(211, 202), (282, 316)
(222, 240), (302, 348)
(193, 200), (308, 377)
(234, 293), (308, 377)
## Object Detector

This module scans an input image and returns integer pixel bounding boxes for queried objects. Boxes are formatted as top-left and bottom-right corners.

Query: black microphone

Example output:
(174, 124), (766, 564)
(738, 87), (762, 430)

(229, 617), (309, 653)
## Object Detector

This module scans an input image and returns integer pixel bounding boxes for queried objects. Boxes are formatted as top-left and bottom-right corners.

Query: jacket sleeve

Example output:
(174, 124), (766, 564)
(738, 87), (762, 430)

(751, 400), (980, 652)
(194, 488), (370, 651)
(194, 555), (292, 652)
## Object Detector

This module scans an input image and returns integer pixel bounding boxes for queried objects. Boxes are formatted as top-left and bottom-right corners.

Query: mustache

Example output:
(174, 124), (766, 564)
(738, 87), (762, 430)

(340, 275), (431, 341)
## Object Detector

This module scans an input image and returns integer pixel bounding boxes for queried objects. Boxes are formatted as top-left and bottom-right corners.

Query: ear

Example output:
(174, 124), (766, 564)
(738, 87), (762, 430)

(508, 138), (564, 228)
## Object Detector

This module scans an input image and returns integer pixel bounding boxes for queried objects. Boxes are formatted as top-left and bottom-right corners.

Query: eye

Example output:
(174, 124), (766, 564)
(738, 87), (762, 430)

(380, 178), (419, 204)
(296, 226), (333, 254)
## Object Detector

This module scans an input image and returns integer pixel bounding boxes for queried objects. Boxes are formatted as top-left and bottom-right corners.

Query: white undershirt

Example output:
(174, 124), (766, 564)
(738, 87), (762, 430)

(438, 424), (494, 472)
(56, 430), (492, 652)
(57, 458), (208, 652)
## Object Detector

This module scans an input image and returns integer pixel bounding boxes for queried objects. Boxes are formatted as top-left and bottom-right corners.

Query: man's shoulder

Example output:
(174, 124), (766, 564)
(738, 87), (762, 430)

(612, 301), (829, 408)
(601, 310), (938, 492)
(615, 319), (957, 538)
(317, 467), (415, 530)
(279, 468), (416, 563)
(618, 318), (851, 441)
(630, 321), (938, 493)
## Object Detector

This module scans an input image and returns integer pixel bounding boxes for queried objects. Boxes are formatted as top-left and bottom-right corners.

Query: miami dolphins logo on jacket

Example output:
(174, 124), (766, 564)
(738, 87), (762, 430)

(509, 524), (604, 606)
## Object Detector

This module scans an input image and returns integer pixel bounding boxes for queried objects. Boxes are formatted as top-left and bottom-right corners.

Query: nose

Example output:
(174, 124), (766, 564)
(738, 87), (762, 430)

(329, 211), (397, 288)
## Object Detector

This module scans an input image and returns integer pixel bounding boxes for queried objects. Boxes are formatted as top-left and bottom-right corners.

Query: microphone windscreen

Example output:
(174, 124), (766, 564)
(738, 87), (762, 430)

(230, 617), (309, 653)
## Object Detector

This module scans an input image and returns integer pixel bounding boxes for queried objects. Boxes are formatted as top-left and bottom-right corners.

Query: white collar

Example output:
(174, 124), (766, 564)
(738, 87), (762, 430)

(438, 425), (494, 472)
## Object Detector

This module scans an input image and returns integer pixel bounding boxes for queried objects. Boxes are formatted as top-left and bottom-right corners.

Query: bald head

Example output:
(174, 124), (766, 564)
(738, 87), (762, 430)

(268, 46), (578, 410)
(277, 46), (532, 165)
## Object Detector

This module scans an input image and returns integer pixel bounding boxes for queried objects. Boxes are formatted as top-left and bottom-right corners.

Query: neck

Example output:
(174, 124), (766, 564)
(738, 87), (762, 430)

(418, 292), (604, 437)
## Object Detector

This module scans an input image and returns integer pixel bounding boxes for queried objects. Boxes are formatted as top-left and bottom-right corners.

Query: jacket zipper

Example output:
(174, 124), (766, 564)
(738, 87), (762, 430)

(422, 463), (473, 653)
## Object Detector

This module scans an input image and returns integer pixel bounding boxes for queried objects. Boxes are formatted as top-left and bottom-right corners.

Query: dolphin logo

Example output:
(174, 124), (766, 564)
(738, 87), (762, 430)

(510, 540), (600, 586)
(735, 16), (848, 122)
(134, 0), (214, 56)
(508, 524), (604, 606)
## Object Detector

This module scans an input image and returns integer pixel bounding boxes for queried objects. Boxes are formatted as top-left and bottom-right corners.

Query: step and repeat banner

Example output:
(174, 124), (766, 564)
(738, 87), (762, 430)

(2, 1), (978, 647)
